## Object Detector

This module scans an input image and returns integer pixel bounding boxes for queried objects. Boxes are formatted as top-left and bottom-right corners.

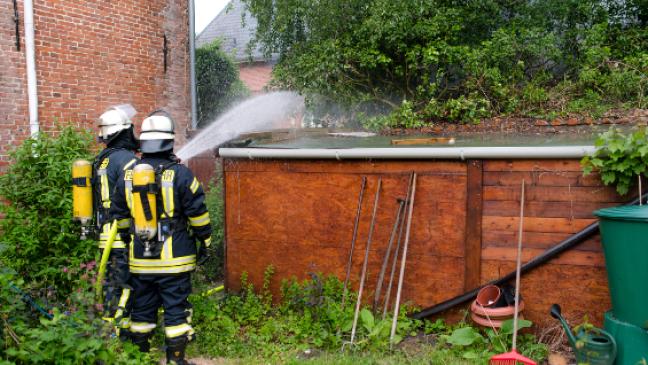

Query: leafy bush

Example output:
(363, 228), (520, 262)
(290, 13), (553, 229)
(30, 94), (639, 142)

(193, 177), (225, 284)
(0, 268), (153, 364)
(0, 127), (96, 295)
(581, 127), (648, 195)
(196, 40), (250, 127)
(244, 0), (647, 126)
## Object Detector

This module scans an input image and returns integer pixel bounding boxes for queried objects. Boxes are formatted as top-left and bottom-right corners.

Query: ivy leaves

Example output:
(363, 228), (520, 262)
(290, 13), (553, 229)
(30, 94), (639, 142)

(582, 127), (648, 195)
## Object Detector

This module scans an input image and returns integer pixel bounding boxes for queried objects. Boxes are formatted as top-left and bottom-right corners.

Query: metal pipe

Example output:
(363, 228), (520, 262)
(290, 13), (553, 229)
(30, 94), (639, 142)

(390, 173), (417, 345)
(219, 146), (596, 160)
(24, 0), (38, 137)
(189, 0), (198, 129)
(382, 194), (408, 320)
(411, 191), (648, 320)
(350, 177), (382, 345)
(342, 176), (367, 309)
(373, 198), (405, 313)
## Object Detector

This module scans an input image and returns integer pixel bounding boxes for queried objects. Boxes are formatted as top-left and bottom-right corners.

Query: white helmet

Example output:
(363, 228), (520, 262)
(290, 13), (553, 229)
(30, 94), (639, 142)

(97, 104), (136, 141)
(139, 111), (175, 153)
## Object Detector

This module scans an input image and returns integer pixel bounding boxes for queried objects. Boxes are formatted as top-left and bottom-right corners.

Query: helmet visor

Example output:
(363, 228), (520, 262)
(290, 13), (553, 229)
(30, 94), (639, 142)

(140, 139), (174, 153)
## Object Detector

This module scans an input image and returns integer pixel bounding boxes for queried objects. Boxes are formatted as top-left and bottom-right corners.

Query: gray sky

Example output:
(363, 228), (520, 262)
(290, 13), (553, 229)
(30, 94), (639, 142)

(195, 0), (230, 34)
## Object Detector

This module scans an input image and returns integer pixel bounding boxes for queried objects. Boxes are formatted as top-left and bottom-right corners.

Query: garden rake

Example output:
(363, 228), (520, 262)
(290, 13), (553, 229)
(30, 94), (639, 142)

(490, 180), (536, 365)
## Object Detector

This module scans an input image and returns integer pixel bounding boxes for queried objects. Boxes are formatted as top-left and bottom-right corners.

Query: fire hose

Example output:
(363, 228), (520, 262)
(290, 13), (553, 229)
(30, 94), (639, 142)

(95, 220), (118, 301)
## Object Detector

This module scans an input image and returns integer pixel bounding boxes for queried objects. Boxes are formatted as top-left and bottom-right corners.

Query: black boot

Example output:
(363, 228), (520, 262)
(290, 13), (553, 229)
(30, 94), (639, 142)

(166, 336), (193, 365)
(130, 332), (151, 353)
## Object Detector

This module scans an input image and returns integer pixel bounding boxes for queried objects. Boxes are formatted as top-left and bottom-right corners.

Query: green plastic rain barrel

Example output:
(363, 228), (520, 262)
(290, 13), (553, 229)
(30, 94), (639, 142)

(594, 206), (648, 329)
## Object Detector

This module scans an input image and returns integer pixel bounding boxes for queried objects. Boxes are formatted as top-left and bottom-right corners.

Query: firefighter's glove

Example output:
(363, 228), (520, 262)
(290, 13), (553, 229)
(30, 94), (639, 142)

(197, 237), (211, 266)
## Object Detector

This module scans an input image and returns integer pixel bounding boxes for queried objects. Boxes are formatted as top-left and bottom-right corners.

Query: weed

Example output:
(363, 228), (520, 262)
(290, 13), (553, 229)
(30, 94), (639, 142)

(581, 126), (648, 195)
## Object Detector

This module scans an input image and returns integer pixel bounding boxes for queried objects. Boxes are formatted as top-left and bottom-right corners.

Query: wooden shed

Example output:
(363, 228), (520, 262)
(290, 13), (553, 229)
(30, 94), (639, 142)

(189, 131), (626, 328)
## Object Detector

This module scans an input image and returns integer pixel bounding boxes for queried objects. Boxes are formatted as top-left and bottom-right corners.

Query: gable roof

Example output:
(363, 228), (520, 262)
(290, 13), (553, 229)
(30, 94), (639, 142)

(196, 0), (276, 63)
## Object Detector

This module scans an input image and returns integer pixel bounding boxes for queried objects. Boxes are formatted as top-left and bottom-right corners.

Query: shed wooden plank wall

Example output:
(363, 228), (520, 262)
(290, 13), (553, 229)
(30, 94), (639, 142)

(218, 158), (626, 327)
(480, 160), (627, 326)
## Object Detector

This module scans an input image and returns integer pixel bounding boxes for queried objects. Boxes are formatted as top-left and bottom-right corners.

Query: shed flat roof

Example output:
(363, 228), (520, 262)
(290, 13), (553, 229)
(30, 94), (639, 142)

(219, 129), (598, 160)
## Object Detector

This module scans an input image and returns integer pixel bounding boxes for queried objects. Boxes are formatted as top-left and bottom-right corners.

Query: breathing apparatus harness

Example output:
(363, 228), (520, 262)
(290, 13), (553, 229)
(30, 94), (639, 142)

(92, 147), (121, 230)
(132, 160), (182, 258)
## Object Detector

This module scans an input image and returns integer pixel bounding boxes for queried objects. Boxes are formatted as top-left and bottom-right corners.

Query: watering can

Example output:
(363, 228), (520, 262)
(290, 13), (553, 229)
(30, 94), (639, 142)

(550, 304), (617, 365)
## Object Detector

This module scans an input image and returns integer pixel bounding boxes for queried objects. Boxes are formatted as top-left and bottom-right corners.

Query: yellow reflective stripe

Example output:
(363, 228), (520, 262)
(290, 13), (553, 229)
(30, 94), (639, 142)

(130, 322), (156, 333)
(99, 222), (124, 247)
(161, 186), (173, 218)
(118, 288), (130, 308)
(130, 255), (196, 267)
(130, 263), (196, 274)
(161, 170), (175, 218)
(190, 178), (200, 194)
(114, 288), (130, 322)
(165, 323), (194, 338)
(99, 241), (126, 249)
(161, 237), (172, 260)
(123, 158), (137, 171)
(125, 170), (133, 210)
(188, 212), (210, 227)
(116, 218), (130, 229)
(101, 173), (110, 208)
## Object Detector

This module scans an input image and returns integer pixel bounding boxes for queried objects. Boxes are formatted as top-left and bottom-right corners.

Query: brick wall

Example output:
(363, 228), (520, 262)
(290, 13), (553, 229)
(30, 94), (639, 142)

(238, 62), (273, 94)
(0, 0), (28, 168)
(0, 0), (190, 167)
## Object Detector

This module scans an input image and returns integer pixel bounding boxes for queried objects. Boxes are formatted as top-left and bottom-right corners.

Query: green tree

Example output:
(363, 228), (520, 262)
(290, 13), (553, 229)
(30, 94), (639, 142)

(196, 40), (250, 127)
(243, 0), (647, 127)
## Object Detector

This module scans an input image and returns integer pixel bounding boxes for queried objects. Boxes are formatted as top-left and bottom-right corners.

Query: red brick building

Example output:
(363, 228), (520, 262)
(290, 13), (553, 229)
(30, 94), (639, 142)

(195, 0), (277, 94)
(0, 0), (191, 168)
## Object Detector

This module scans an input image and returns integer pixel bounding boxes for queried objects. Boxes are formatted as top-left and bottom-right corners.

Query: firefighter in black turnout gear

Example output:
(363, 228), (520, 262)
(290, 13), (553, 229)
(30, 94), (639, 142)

(94, 104), (139, 337)
(110, 112), (211, 365)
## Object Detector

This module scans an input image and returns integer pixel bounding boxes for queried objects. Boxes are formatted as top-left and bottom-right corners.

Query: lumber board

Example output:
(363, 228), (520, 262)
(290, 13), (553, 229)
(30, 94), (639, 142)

(464, 160), (483, 291)
(223, 159), (467, 174)
(482, 230), (602, 252)
(483, 186), (623, 203)
(481, 246), (606, 267)
(483, 171), (604, 187)
(482, 216), (597, 234)
(483, 200), (617, 218)
(484, 159), (584, 172)
(390, 137), (456, 145)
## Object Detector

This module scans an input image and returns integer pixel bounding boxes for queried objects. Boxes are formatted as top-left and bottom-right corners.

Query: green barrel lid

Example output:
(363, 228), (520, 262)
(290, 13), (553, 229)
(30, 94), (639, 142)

(594, 205), (648, 222)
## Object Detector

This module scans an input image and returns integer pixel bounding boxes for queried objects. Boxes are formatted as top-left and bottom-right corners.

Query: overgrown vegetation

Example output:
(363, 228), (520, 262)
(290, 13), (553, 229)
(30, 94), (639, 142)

(189, 268), (548, 363)
(582, 126), (648, 195)
(0, 127), (96, 295)
(0, 127), (154, 364)
(243, 0), (647, 128)
(194, 176), (226, 284)
(196, 40), (250, 127)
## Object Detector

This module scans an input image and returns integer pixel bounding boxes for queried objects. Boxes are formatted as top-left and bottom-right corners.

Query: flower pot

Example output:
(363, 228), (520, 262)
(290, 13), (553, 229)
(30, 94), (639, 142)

(470, 299), (525, 319)
(476, 285), (501, 307)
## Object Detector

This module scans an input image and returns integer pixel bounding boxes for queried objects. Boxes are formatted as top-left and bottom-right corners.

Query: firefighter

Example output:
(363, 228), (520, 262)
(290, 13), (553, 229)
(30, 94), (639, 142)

(110, 111), (211, 365)
(94, 104), (139, 338)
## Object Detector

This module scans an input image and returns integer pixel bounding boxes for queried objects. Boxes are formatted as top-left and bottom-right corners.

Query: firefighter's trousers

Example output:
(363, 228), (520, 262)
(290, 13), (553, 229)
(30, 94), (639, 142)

(129, 272), (194, 340)
(102, 248), (132, 332)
